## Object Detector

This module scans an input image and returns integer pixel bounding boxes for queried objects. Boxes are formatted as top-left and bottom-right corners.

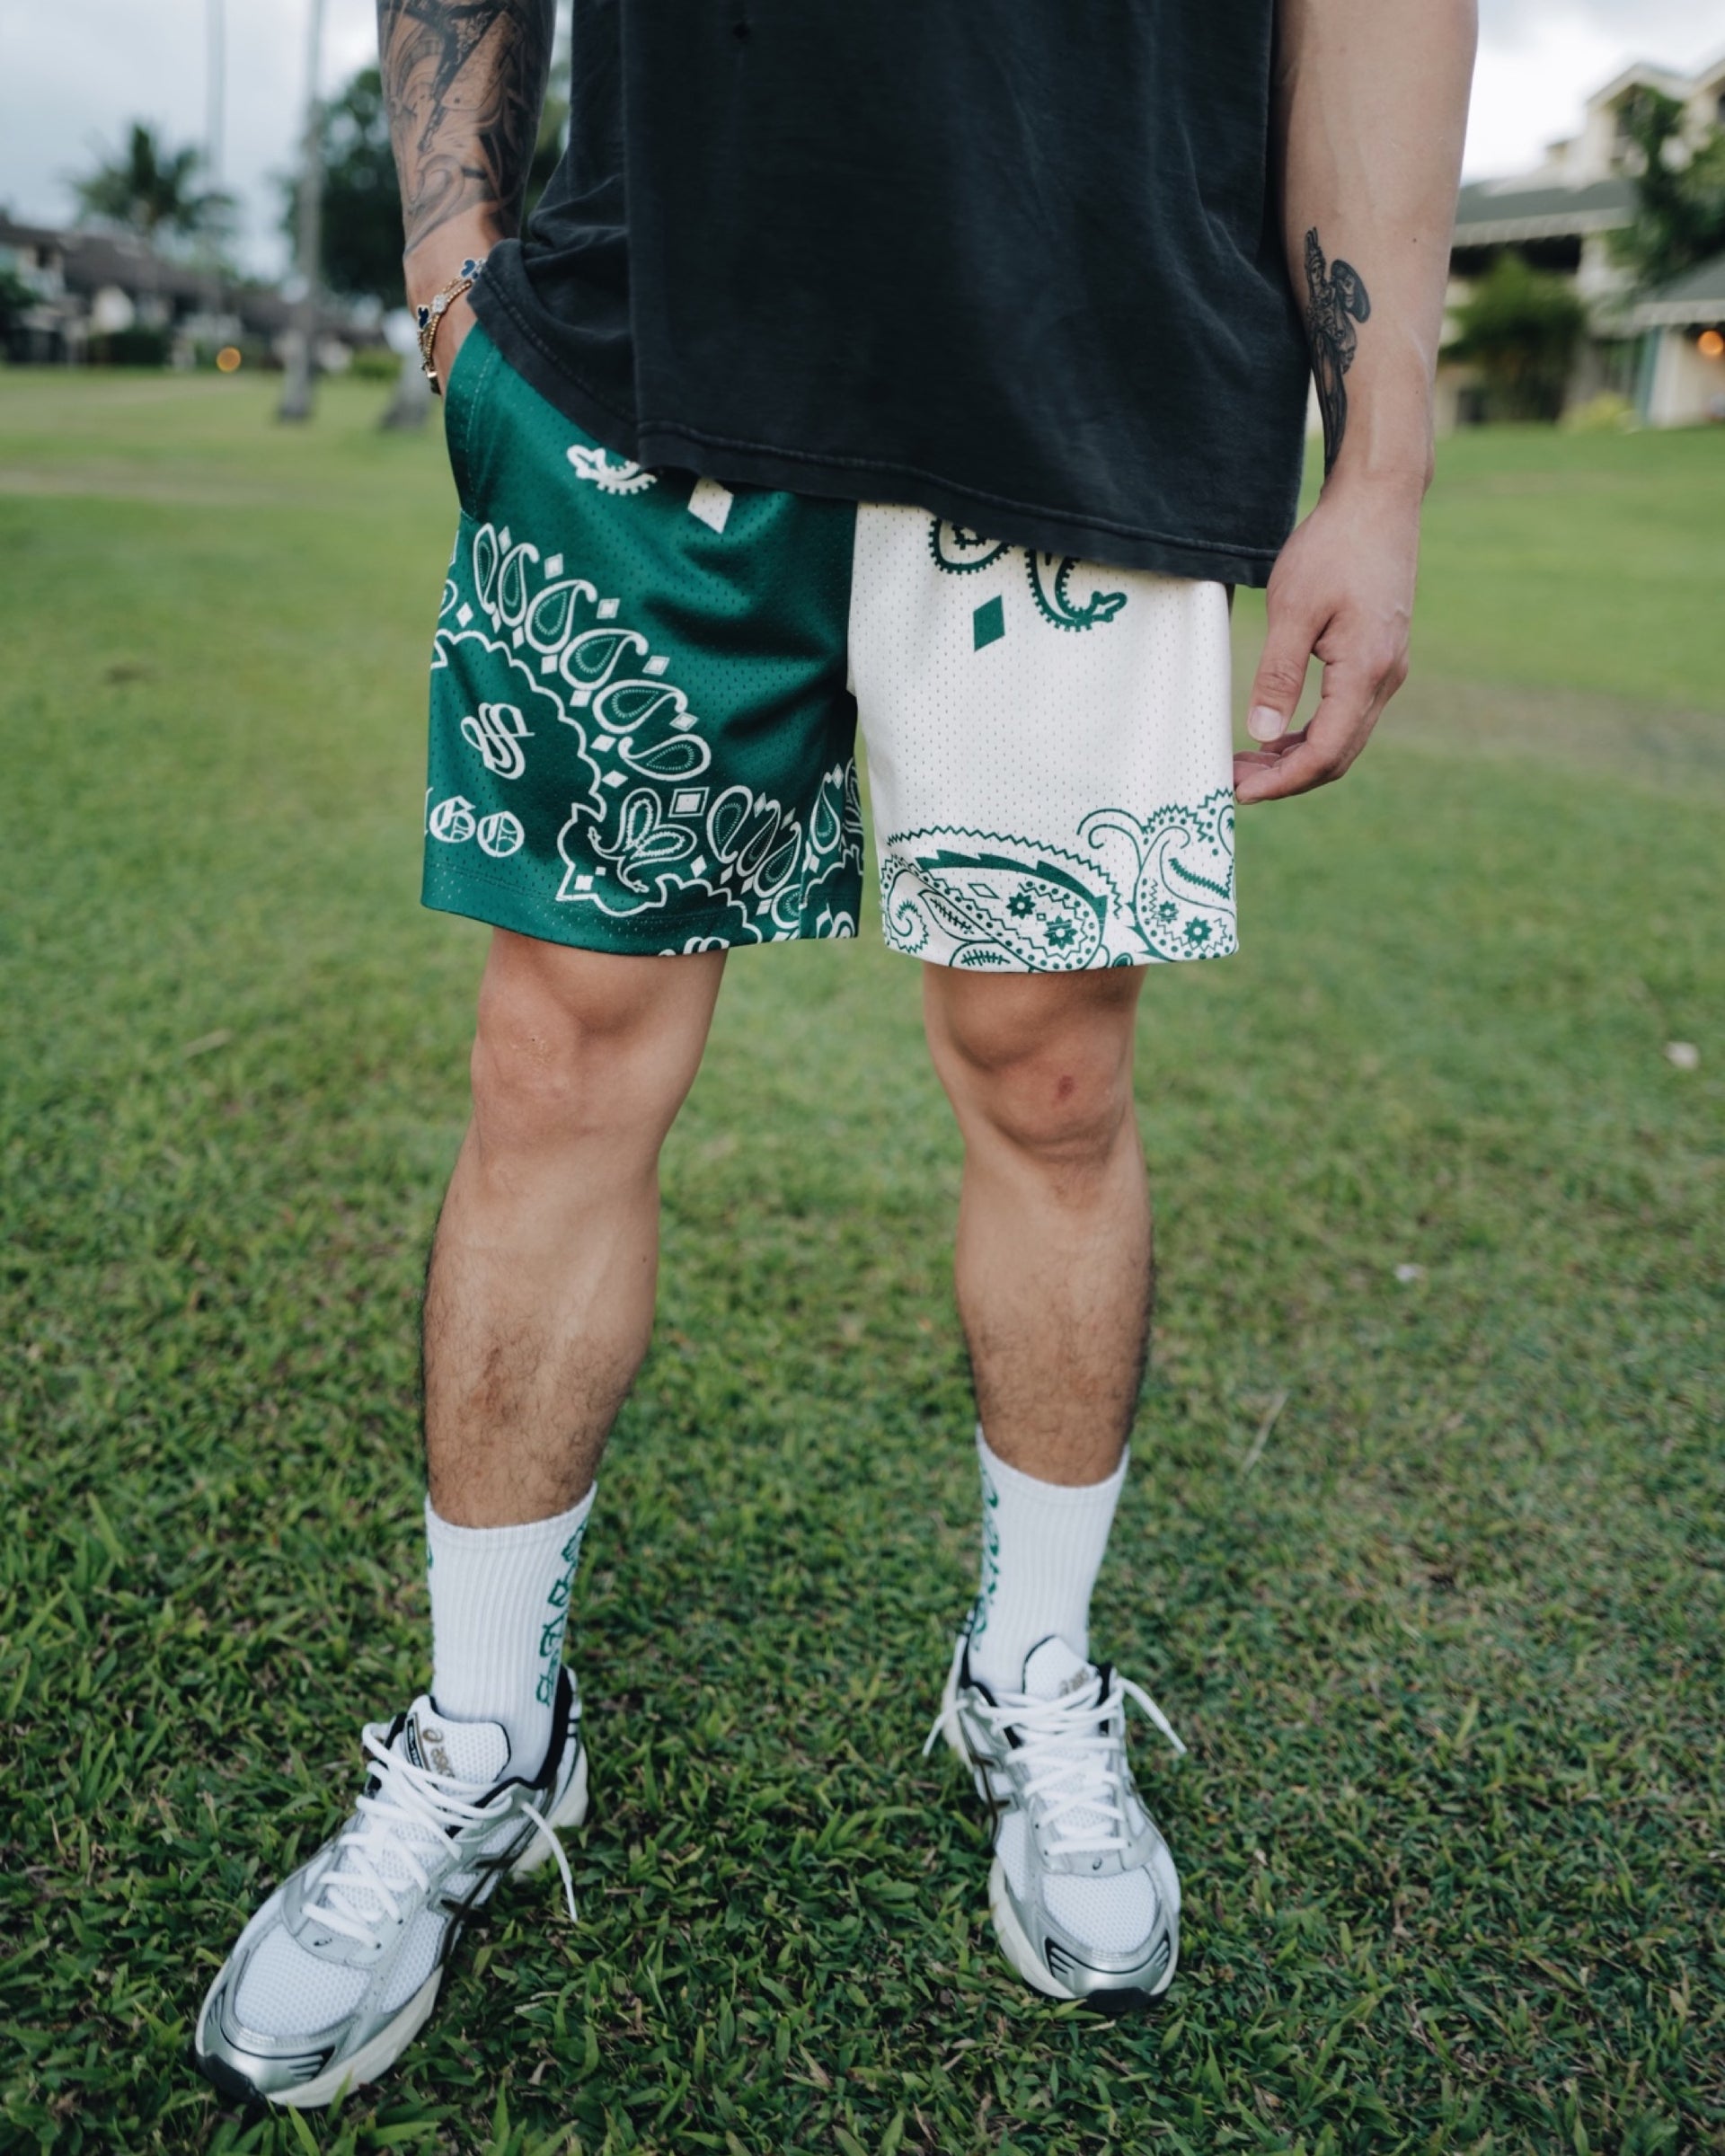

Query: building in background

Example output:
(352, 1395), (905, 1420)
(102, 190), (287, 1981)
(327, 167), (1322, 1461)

(1623, 254), (1725, 426)
(0, 215), (369, 372)
(10, 56), (1725, 424)
(1441, 56), (1725, 428)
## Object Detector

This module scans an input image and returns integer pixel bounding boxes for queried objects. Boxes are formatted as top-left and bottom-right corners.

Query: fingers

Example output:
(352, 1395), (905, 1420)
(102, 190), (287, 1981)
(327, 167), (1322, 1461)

(1243, 594), (1321, 746)
(1231, 726), (1307, 796)
(1236, 490), (1418, 803)
(1233, 732), (1343, 804)
(1234, 653), (1401, 804)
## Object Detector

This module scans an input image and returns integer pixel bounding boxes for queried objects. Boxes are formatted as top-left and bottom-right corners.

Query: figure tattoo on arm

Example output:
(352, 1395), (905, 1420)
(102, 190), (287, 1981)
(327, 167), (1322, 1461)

(1303, 228), (1372, 477)
(376, 0), (556, 253)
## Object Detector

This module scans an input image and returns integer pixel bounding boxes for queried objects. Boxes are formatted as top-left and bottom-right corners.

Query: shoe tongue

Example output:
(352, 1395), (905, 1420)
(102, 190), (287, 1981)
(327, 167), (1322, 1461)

(1020, 1635), (1095, 1702)
(401, 1695), (509, 1788)
(1015, 1639), (1122, 1859)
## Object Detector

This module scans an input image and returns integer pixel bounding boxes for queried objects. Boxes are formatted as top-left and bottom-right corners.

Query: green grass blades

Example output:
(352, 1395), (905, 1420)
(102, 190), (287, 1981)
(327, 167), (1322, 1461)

(2, 370), (1722, 2154)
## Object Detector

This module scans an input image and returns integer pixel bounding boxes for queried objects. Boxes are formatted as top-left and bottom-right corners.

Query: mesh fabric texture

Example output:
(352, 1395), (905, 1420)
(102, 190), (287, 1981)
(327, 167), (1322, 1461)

(233, 1929), (370, 2037)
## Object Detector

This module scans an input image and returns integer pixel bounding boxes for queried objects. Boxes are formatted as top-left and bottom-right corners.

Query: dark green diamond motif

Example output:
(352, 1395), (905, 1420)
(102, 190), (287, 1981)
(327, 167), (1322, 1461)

(972, 596), (1005, 651)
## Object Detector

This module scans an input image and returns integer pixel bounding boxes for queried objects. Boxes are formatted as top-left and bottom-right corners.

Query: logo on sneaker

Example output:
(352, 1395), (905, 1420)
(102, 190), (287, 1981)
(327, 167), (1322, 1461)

(1044, 1930), (1171, 1989)
(402, 1716), (455, 1779)
(273, 2048), (338, 2089)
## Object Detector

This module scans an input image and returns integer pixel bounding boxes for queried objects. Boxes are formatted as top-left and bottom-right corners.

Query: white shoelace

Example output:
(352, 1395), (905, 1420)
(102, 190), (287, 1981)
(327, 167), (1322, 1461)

(926, 1666), (1186, 1860)
(306, 1728), (577, 1945)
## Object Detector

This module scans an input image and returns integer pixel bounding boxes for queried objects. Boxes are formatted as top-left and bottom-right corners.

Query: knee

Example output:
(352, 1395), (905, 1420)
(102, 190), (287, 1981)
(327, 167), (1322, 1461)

(929, 973), (1139, 1173)
(469, 939), (710, 1155)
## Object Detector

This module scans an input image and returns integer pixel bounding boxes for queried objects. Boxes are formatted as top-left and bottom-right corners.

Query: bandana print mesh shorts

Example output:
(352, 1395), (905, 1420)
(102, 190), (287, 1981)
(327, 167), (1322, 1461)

(424, 327), (1238, 971)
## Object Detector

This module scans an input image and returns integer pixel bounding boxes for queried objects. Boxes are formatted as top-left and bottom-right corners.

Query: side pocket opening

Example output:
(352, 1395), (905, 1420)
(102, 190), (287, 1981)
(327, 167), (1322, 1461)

(442, 325), (496, 517)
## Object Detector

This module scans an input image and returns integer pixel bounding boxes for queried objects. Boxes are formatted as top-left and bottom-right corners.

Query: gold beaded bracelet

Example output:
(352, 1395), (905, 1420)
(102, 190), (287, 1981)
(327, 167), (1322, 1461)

(415, 257), (484, 395)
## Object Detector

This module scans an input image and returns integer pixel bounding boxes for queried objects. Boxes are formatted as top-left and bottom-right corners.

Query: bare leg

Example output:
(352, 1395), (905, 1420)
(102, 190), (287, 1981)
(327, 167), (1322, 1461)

(424, 930), (725, 1527)
(922, 966), (1151, 1487)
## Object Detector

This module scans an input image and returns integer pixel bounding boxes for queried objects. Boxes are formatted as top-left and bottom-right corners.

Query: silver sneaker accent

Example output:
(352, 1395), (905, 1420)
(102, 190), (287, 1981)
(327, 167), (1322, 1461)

(194, 1672), (586, 2108)
(927, 1630), (1184, 2008)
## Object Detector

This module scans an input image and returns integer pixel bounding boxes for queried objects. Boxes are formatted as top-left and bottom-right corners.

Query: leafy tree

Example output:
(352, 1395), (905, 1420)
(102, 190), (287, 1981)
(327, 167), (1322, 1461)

(74, 123), (232, 250)
(291, 64), (570, 308)
(0, 265), (38, 341)
(306, 66), (404, 305)
(1446, 254), (1588, 422)
(1614, 87), (1725, 291)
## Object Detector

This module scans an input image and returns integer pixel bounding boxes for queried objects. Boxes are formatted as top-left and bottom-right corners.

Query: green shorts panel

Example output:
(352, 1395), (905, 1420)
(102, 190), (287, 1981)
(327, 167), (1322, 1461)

(423, 325), (864, 954)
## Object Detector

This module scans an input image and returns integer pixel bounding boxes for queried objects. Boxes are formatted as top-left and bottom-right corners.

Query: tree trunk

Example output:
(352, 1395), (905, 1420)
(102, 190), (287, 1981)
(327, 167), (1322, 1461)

(378, 349), (432, 431)
(279, 0), (326, 423)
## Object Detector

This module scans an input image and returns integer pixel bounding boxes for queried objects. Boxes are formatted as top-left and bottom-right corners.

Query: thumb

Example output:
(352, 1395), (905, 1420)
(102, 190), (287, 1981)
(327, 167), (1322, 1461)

(1245, 596), (1319, 743)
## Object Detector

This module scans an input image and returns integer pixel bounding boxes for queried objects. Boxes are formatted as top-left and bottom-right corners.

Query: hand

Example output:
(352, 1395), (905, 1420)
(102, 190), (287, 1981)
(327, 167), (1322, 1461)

(1233, 476), (1422, 805)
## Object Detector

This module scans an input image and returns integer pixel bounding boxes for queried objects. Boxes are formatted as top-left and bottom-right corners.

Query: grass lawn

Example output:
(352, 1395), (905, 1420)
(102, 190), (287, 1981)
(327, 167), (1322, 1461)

(1, 370), (1721, 2156)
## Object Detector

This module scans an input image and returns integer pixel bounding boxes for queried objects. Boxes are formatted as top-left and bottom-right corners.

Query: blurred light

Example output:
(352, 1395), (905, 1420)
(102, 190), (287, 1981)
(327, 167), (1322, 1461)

(216, 347), (243, 374)
(1699, 330), (1725, 361)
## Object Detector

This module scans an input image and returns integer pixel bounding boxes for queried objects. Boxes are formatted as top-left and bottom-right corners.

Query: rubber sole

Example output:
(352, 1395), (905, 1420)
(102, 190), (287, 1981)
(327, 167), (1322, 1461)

(194, 1966), (449, 2111)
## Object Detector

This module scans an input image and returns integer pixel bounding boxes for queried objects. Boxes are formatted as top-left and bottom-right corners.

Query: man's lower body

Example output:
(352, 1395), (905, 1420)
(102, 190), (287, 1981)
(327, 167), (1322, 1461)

(195, 329), (1235, 2106)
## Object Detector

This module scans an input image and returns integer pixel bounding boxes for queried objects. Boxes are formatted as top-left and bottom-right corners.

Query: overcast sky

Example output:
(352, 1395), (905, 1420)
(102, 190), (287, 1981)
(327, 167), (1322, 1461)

(3, 0), (1722, 277)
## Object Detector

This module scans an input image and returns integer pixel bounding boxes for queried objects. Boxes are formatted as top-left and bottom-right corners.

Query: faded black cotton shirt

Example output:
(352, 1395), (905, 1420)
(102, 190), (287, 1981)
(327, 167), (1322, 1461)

(472, 0), (1311, 586)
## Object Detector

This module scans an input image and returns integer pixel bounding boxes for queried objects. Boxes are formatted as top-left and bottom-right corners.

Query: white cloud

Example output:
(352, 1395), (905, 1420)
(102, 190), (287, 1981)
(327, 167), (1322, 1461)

(1468, 0), (1725, 177)
(1465, 16), (1629, 176)
(0, 0), (377, 273)
(1483, 0), (1723, 57)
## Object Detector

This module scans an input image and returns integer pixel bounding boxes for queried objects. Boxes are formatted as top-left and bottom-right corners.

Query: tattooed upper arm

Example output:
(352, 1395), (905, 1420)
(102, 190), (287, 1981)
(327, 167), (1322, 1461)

(1303, 228), (1372, 477)
(377, 0), (556, 253)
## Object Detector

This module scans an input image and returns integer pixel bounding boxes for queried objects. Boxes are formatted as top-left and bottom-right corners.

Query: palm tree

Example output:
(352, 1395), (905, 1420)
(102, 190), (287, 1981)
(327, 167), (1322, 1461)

(74, 124), (232, 250)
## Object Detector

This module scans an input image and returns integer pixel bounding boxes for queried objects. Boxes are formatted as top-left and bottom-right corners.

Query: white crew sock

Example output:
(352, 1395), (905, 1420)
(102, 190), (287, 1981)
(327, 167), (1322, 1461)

(967, 1426), (1128, 1693)
(425, 1487), (595, 1773)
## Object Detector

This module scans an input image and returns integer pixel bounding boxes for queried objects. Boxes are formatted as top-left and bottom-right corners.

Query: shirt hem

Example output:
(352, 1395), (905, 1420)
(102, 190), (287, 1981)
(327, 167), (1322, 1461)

(471, 278), (1291, 588)
(635, 420), (1287, 586)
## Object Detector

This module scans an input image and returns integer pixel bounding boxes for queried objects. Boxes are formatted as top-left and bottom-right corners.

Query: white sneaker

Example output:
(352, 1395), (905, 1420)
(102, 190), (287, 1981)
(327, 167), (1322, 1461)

(194, 1671), (587, 2107)
(929, 1630), (1185, 2009)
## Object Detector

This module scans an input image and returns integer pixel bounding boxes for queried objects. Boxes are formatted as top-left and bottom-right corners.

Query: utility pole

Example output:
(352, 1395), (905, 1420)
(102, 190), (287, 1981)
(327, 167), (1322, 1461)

(279, 0), (327, 421)
(207, 0), (226, 197)
(204, 0), (226, 333)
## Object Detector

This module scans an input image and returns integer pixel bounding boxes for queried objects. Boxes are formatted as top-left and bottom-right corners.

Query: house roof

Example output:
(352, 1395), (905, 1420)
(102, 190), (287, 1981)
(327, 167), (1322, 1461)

(0, 214), (358, 337)
(0, 215), (211, 300)
(1627, 249), (1725, 328)
(1453, 176), (1636, 245)
(1582, 61), (1692, 111)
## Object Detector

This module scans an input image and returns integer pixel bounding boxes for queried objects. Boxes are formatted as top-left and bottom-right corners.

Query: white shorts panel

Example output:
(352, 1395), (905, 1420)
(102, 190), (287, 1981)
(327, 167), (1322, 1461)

(849, 507), (1238, 971)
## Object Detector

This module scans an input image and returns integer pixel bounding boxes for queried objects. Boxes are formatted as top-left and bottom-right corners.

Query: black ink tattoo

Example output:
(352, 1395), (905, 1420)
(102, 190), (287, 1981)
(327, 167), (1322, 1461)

(376, 0), (555, 254)
(1304, 228), (1371, 477)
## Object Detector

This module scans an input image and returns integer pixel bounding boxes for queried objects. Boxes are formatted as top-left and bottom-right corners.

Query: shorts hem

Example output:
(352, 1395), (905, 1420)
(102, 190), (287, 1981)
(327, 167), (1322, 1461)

(879, 932), (1241, 973)
(421, 875), (858, 956)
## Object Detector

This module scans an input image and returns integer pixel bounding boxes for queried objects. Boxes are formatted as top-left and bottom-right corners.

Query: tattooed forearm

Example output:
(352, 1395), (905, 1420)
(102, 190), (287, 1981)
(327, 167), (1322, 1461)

(1303, 228), (1372, 477)
(376, 0), (555, 255)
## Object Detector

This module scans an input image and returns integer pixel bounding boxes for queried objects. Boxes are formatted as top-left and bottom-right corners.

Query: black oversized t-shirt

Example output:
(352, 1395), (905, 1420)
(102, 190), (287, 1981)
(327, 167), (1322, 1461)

(472, 0), (1310, 586)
